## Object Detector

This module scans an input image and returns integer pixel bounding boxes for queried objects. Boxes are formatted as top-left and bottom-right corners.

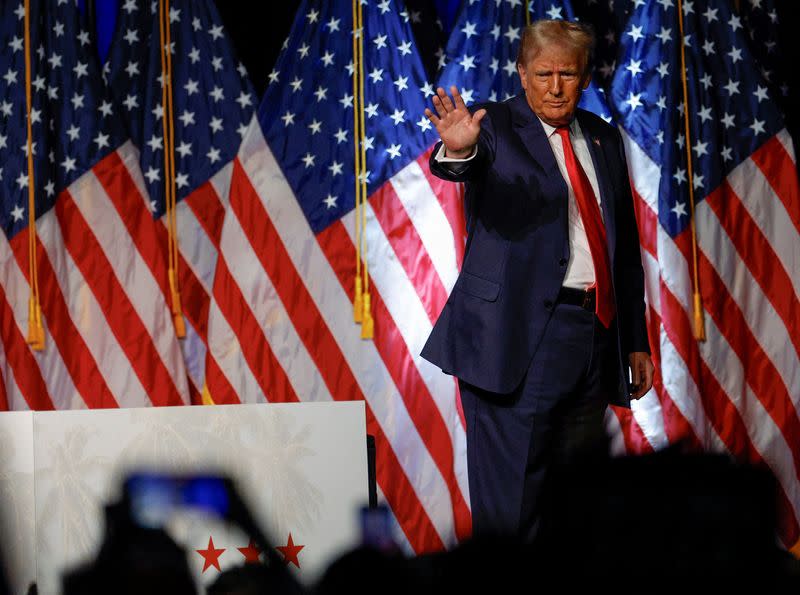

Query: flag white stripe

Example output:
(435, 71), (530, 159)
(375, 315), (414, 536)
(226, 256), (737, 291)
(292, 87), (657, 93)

(696, 201), (800, 410)
(209, 160), (234, 210)
(621, 130), (661, 210)
(343, 203), (469, 504)
(70, 170), (189, 401)
(776, 129), (796, 165)
(236, 126), (457, 546)
(389, 161), (460, 292)
(630, 392), (668, 450)
(174, 200), (217, 293)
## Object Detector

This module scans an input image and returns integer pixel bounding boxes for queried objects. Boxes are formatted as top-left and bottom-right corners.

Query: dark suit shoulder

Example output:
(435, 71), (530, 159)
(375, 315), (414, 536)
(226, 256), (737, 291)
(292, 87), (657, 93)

(576, 108), (618, 139)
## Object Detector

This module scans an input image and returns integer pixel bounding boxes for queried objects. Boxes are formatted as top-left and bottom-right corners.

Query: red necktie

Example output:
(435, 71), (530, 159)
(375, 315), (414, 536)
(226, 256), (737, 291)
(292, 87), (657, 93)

(555, 126), (615, 328)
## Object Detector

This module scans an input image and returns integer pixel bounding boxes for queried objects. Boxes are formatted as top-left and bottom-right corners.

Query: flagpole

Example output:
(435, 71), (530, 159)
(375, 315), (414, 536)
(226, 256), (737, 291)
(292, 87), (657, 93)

(23, 0), (45, 351)
(676, 0), (705, 341)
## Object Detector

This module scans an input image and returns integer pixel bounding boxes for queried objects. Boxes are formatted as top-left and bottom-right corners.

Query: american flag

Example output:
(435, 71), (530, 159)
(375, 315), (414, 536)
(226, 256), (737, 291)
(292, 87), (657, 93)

(205, 0), (470, 551)
(0, 0), (189, 410)
(435, 0), (614, 122)
(104, 0), (256, 404)
(610, 0), (800, 552)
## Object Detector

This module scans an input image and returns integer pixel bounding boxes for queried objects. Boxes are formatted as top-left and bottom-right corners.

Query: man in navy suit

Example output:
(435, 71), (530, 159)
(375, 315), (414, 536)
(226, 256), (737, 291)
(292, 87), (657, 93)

(422, 20), (654, 541)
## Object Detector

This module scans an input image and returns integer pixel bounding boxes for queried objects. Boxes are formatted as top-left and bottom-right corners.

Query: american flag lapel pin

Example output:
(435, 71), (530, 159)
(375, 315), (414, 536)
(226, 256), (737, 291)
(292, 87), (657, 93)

(593, 137), (601, 146)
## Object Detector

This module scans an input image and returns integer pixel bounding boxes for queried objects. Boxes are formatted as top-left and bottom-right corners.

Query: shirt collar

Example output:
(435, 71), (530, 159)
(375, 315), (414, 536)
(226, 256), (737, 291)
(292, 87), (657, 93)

(537, 115), (580, 140)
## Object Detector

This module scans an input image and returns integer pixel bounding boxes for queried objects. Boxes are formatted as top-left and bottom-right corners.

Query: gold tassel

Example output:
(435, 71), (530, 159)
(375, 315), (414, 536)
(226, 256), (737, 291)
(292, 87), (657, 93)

(26, 297), (44, 351)
(360, 291), (374, 339)
(201, 383), (215, 406)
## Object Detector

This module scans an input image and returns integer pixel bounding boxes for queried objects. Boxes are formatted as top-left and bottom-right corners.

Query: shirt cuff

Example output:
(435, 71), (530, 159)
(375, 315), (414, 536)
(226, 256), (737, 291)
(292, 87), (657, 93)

(434, 143), (477, 163)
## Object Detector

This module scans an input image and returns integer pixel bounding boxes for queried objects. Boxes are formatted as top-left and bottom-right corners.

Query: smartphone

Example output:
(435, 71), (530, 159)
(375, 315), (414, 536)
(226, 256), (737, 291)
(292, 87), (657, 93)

(124, 473), (231, 529)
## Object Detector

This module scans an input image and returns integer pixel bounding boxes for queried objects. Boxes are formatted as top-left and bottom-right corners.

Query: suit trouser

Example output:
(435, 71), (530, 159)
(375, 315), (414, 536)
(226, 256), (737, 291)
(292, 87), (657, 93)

(458, 300), (617, 542)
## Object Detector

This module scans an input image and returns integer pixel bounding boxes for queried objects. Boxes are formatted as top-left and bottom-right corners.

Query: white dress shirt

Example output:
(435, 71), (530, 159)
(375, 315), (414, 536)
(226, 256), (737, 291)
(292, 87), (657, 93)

(434, 115), (604, 290)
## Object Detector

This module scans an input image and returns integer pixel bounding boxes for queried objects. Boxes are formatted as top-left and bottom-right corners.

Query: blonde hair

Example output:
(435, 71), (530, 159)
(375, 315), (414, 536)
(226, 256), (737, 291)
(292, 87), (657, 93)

(516, 20), (595, 76)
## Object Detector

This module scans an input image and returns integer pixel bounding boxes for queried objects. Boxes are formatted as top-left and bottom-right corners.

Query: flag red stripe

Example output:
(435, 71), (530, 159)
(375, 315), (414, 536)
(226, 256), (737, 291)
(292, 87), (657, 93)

(706, 182), (800, 357)
(609, 405), (655, 454)
(211, 258), (299, 404)
(203, 352), (241, 405)
(416, 147), (466, 268)
(631, 186), (657, 258)
(229, 161), (469, 545)
(0, 281), (54, 410)
(94, 151), (211, 347)
(184, 180), (227, 250)
(177, 254), (211, 345)
(696, 250), (800, 480)
(10, 229), (117, 409)
(369, 182), (449, 324)
(0, 364), (8, 411)
(749, 137), (800, 234)
(56, 194), (185, 407)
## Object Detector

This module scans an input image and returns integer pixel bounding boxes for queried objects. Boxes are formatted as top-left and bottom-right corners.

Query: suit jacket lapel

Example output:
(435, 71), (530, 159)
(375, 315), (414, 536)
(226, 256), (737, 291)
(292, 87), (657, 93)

(509, 95), (568, 204)
(578, 113), (617, 267)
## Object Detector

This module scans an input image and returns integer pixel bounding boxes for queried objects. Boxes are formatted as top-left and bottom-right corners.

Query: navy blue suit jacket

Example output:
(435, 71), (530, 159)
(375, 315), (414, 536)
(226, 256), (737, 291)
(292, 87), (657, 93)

(420, 95), (649, 407)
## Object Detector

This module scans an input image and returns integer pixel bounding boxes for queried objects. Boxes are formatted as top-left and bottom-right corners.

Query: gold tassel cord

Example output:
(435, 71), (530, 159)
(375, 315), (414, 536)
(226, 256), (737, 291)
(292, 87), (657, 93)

(23, 0), (44, 350)
(356, 0), (373, 339)
(159, 0), (186, 338)
(676, 0), (705, 341)
(525, 1), (531, 25)
(351, 0), (363, 323)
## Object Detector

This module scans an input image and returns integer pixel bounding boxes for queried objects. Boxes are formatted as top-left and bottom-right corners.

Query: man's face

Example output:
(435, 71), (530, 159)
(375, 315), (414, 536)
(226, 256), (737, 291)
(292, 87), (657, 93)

(517, 43), (590, 128)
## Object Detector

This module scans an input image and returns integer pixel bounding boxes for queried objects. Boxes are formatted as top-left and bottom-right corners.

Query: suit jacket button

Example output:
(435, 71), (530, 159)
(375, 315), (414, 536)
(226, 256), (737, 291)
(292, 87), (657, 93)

(544, 299), (553, 310)
(559, 258), (567, 266)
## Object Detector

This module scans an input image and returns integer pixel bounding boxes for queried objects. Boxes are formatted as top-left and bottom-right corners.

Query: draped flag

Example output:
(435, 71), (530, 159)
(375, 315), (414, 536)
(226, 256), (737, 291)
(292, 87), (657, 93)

(0, 0), (189, 410)
(104, 0), (256, 404)
(435, 0), (613, 121)
(611, 0), (800, 552)
(205, 0), (470, 551)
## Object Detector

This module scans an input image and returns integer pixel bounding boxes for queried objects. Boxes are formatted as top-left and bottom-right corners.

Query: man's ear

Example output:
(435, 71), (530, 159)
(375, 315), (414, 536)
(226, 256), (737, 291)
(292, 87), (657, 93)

(517, 63), (528, 91)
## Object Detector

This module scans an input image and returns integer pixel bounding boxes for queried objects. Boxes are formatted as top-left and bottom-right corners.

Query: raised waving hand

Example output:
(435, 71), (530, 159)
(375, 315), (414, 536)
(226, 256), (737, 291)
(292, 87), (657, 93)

(424, 86), (487, 159)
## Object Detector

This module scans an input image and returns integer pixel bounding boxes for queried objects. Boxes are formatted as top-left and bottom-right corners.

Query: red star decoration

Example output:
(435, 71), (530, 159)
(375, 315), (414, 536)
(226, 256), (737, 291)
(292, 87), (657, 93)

(196, 536), (226, 573)
(237, 539), (262, 564)
(276, 533), (304, 568)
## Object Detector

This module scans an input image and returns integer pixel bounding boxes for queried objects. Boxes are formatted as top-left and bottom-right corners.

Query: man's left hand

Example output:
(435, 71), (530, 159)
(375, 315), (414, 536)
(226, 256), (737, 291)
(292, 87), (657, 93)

(628, 352), (654, 400)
